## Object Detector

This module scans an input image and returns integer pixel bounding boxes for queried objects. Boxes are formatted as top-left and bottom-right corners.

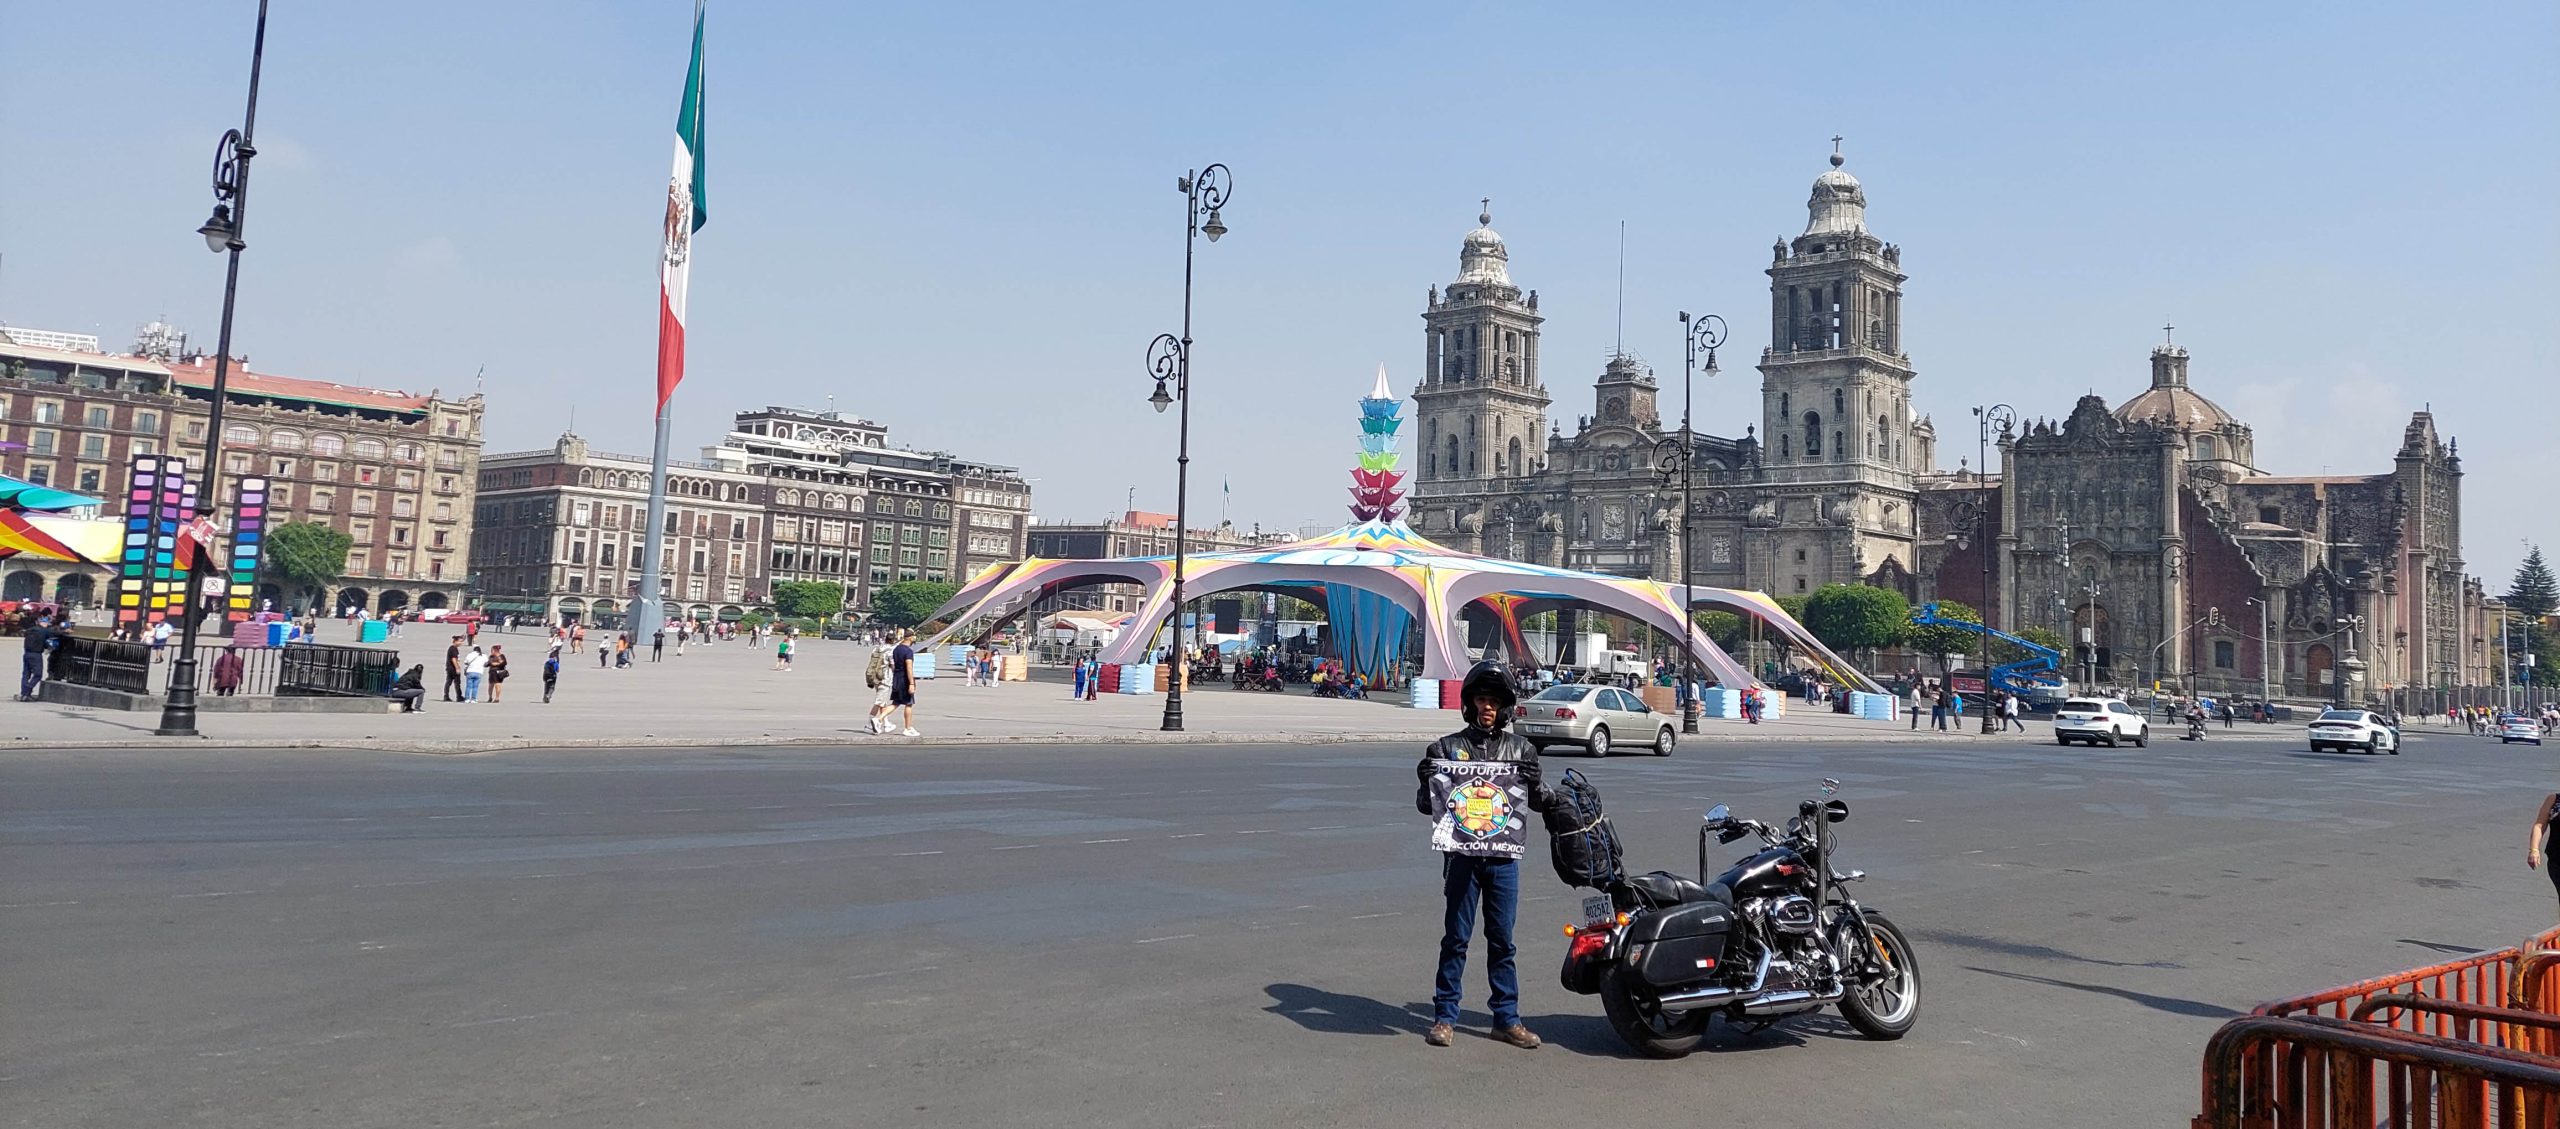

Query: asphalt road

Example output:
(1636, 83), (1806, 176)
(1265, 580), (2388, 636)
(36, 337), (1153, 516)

(3, 725), (2549, 1128)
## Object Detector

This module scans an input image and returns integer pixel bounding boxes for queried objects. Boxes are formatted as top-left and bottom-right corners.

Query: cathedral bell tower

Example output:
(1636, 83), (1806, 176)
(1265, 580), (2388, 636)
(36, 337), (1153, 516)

(1413, 202), (1549, 490)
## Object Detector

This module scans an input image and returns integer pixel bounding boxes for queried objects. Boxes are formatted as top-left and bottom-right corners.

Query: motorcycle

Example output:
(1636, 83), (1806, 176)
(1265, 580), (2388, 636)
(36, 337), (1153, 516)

(1558, 779), (1921, 1058)
(2185, 715), (2208, 741)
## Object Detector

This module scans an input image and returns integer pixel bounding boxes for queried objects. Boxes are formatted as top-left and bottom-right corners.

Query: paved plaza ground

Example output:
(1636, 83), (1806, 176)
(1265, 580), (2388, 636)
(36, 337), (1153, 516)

(4, 725), (2548, 1127)
(4, 628), (2289, 752)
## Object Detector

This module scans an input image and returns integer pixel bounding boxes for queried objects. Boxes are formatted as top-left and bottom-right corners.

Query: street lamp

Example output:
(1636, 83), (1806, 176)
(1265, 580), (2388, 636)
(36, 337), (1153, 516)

(1968, 404), (2016, 732)
(2335, 612), (2367, 707)
(1655, 311), (1724, 734)
(1144, 162), (1230, 733)
(158, 0), (269, 738)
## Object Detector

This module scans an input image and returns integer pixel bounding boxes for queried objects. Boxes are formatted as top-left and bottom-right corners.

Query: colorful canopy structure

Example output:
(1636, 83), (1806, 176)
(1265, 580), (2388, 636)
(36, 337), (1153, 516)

(0, 473), (103, 512)
(0, 510), (120, 566)
(923, 367), (1880, 693)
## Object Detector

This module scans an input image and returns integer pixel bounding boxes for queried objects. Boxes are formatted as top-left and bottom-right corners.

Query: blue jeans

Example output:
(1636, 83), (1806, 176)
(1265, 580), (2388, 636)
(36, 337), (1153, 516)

(1434, 854), (1521, 1027)
(21, 652), (43, 698)
(464, 673), (483, 700)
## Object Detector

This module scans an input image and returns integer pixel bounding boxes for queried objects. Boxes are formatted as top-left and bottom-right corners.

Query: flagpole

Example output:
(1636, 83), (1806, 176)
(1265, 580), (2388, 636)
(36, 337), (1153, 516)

(634, 403), (672, 641)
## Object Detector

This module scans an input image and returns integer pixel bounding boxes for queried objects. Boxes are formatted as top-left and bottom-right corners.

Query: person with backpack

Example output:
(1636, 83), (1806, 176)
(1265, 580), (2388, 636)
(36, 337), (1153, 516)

(864, 638), (896, 733)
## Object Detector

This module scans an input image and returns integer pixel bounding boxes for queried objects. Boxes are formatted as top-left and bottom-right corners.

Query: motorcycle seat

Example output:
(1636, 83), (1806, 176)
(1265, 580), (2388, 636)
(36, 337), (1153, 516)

(1626, 871), (1730, 908)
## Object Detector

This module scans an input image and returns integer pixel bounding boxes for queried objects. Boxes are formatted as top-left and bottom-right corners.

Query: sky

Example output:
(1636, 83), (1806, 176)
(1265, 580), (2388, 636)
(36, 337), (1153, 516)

(3, 1), (2553, 586)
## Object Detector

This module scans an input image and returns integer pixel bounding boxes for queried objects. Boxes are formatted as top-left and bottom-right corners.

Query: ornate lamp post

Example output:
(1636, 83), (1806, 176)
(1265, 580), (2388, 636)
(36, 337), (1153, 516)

(158, 0), (269, 738)
(1651, 311), (1724, 734)
(1144, 163), (1229, 732)
(1966, 404), (2016, 732)
(2335, 612), (2367, 707)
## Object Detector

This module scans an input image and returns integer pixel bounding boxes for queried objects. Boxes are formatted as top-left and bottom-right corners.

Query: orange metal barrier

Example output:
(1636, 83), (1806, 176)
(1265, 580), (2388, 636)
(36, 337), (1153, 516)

(2194, 927), (2560, 1128)
(2197, 1016), (2560, 1129)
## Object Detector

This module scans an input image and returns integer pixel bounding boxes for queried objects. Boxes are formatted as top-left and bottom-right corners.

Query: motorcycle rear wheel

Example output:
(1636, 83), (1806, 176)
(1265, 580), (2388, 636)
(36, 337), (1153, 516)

(1599, 965), (1709, 1058)
(1836, 910), (1921, 1040)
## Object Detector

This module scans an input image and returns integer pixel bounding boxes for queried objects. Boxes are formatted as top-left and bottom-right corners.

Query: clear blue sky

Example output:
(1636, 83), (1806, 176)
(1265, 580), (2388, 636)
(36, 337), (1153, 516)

(4, 1), (2552, 585)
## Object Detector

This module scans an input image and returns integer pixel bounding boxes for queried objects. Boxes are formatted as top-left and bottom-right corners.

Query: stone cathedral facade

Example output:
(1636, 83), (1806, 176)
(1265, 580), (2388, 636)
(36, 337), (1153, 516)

(1409, 150), (1932, 600)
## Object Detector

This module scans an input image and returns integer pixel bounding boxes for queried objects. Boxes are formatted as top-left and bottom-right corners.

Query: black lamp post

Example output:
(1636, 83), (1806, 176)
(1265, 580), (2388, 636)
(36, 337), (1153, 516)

(1658, 311), (1724, 734)
(158, 0), (268, 738)
(1967, 403), (2016, 733)
(1144, 163), (1229, 732)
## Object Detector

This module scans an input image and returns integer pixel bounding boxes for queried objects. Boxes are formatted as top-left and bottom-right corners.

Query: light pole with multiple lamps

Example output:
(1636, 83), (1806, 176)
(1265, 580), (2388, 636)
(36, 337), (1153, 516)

(1143, 163), (1229, 732)
(157, 0), (270, 738)
(1968, 403), (2016, 732)
(1653, 311), (1724, 734)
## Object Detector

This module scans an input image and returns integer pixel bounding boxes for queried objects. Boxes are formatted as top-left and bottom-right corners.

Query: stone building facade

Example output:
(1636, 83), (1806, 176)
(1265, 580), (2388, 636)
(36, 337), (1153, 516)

(0, 335), (484, 615)
(1912, 341), (2492, 702)
(1408, 150), (1928, 602)
(1025, 511), (1287, 614)
(470, 433), (768, 628)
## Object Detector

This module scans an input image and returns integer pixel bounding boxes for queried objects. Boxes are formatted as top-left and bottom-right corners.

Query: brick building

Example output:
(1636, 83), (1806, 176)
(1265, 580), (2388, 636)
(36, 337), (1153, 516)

(470, 433), (768, 628)
(0, 336), (485, 615)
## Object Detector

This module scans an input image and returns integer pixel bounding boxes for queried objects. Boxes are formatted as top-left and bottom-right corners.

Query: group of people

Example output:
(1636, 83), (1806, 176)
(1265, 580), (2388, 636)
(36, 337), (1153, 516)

(863, 630), (921, 735)
(2458, 703), (2557, 734)
(1903, 680), (2028, 732)
(435, 636), (514, 704)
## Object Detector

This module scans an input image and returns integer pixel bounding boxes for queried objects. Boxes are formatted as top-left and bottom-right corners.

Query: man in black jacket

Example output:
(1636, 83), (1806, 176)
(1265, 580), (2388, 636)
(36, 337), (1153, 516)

(1415, 660), (1554, 1050)
(443, 636), (465, 702)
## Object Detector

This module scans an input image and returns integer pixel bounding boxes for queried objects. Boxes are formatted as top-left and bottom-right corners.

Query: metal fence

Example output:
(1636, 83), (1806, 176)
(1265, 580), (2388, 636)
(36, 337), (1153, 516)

(276, 643), (402, 697)
(46, 635), (152, 694)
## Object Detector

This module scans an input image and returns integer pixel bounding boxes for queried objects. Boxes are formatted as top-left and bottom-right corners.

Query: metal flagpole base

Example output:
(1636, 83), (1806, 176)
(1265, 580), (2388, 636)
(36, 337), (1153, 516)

(156, 654), (203, 737)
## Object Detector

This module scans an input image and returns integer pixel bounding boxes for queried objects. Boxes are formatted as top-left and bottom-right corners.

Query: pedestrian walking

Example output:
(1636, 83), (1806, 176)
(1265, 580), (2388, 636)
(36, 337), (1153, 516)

(1908, 681), (1923, 730)
(443, 636), (465, 702)
(888, 630), (919, 735)
(2003, 690), (2023, 734)
(463, 646), (488, 702)
(1932, 685), (1950, 731)
(151, 619), (172, 663)
(572, 624), (587, 654)
(19, 613), (59, 702)
(773, 632), (796, 672)
(616, 634), (633, 668)
(1083, 654), (1100, 702)
(542, 647), (560, 704)
(212, 645), (245, 697)
(864, 637), (896, 733)
(599, 636), (611, 668)
(1415, 662), (1554, 1051)
(2531, 790), (2560, 919)
(487, 645), (510, 703)
(652, 629), (665, 662)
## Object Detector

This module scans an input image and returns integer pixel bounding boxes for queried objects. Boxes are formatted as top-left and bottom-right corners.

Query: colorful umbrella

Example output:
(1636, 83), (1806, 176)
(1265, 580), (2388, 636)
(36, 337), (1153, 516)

(0, 473), (102, 512)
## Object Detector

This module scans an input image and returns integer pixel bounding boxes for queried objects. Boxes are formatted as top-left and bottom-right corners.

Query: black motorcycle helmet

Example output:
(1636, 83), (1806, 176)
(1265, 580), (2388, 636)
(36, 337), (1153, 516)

(1459, 660), (1518, 729)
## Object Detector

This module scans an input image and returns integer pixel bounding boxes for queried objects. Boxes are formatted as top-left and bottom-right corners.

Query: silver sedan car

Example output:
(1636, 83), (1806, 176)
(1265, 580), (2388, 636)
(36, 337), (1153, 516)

(1511, 684), (1677, 757)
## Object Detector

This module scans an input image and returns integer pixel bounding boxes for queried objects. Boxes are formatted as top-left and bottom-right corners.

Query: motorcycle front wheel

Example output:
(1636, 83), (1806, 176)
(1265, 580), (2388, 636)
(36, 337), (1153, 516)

(1835, 910), (1921, 1040)
(1599, 965), (1709, 1058)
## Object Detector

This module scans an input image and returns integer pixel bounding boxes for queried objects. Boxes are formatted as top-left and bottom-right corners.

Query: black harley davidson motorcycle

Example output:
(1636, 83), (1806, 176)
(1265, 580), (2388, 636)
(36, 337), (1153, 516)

(1557, 779), (1921, 1057)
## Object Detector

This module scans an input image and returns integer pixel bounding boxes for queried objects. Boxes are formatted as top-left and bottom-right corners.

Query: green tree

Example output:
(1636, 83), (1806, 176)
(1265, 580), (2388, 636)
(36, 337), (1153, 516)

(1693, 610), (1747, 652)
(2015, 625), (2067, 653)
(1801, 583), (1910, 655)
(870, 580), (960, 629)
(771, 579), (846, 620)
(1905, 599), (1982, 674)
(267, 521), (352, 605)
(2509, 546), (2559, 620)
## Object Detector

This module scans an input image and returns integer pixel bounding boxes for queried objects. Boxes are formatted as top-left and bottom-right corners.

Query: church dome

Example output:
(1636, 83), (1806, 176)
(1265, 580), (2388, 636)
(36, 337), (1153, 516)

(1456, 203), (1512, 286)
(1804, 148), (1867, 236)
(2113, 344), (2239, 430)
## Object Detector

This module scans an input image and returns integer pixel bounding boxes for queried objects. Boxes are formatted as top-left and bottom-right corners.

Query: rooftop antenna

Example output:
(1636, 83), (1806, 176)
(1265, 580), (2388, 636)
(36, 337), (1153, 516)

(1614, 219), (1627, 357)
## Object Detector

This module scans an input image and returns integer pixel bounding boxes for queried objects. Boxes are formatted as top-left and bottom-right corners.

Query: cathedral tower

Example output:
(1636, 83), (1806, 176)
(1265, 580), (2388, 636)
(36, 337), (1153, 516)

(1413, 202), (1549, 488)
(1749, 145), (1921, 594)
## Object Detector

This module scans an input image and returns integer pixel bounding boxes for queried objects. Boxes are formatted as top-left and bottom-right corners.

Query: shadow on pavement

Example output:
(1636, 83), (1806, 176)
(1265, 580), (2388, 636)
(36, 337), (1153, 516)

(1917, 929), (2183, 970)
(2398, 938), (2492, 955)
(1966, 965), (2241, 1018)
(1260, 983), (1428, 1037)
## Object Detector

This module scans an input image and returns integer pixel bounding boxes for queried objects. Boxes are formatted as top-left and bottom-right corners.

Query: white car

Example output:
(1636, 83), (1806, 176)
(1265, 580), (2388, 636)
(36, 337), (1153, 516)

(1512, 684), (1676, 757)
(2308, 708), (2400, 755)
(2499, 717), (2543, 746)
(2053, 698), (2149, 748)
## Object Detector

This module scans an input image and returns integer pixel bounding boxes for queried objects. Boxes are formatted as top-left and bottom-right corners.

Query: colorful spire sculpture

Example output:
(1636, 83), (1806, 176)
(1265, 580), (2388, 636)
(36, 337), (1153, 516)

(1349, 364), (1406, 523)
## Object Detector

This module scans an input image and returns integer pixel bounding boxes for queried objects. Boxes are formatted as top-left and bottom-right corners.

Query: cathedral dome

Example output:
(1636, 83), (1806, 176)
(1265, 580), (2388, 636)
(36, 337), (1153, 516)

(1456, 203), (1512, 286)
(2113, 344), (2239, 430)
(1804, 148), (1867, 236)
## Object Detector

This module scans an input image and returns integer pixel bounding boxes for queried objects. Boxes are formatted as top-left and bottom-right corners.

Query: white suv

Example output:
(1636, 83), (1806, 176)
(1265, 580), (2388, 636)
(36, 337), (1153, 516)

(2054, 698), (2149, 748)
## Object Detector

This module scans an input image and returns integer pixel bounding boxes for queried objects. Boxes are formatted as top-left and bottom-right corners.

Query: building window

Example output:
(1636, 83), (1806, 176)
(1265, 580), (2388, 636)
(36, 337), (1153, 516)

(33, 400), (62, 424)
(78, 434), (105, 459)
(2213, 640), (2236, 668)
(353, 494), (376, 515)
(136, 410), (160, 433)
(691, 550), (708, 573)
(428, 558), (444, 579)
(572, 501), (592, 527)
(2259, 506), (2280, 525)
(84, 405), (111, 428)
(225, 452), (249, 473)
(22, 465), (48, 486)
(356, 466), (375, 485)
(311, 434), (344, 456)
(601, 543), (617, 567)
(351, 519), (373, 543)
(394, 443), (421, 463)
(393, 497), (415, 518)
(313, 490), (336, 512)
(29, 430), (55, 456)
(571, 541), (587, 564)
(76, 466), (103, 492)
(432, 530), (450, 549)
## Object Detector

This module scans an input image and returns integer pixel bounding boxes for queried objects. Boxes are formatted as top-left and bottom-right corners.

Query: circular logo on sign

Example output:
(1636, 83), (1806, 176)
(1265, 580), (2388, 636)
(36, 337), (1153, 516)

(1444, 779), (1514, 840)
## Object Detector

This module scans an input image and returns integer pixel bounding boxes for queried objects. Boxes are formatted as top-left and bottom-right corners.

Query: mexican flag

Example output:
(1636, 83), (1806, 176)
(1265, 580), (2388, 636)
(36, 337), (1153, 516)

(656, 2), (708, 411)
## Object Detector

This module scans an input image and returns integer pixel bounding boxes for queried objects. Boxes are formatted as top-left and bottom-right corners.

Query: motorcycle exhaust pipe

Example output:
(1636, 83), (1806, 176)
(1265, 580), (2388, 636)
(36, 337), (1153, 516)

(1738, 986), (1846, 1017)
(1651, 949), (1773, 1010)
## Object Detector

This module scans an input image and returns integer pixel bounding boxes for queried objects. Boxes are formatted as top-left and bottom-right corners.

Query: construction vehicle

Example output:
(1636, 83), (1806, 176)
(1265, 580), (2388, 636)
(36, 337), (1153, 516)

(1910, 602), (2065, 699)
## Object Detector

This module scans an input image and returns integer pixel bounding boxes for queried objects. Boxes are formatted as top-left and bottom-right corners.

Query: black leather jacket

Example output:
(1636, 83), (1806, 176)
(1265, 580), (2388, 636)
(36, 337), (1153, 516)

(1415, 725), (1554, 816)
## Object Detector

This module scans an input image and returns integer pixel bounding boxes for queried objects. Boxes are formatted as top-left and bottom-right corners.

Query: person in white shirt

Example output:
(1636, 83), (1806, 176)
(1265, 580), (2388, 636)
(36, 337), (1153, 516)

(462, 646), (490, 702)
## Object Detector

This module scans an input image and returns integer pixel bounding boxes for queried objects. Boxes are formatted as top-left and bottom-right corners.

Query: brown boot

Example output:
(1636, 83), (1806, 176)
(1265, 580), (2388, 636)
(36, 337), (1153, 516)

(1424, 1023), (1454, 1047)
(1495, 1024), (1542, 1050)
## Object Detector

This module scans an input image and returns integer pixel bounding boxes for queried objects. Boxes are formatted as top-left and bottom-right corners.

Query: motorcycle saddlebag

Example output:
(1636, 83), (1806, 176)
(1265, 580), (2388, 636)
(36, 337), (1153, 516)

(1539, 767), (1625, 890)
(1625, 902), (1734, 988)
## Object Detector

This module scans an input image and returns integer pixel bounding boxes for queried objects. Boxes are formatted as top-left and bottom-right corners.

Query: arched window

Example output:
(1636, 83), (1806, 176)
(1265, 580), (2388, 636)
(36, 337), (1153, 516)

(353, 438), (385, 459)
(1467, 446), (1478, 475)
(1803, 412), (1823, 457)
(268, 428), (303, 451)
(1446, 434), (1460, 475)
(393, 443), (421, 463)
(1508, 437), (1524, 477)
(2194, 435), (2218, 461)
(1780, 392), (1790, 417)
(1832, 431), (1843, 460)
(1833, 389), (1845, 416)
(311, 433), (345, 456)
(1780, 434), (1792, 460)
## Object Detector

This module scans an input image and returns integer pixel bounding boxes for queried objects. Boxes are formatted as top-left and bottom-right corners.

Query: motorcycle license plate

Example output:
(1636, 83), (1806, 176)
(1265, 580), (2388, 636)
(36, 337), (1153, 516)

(1582, 894), (1613, 923)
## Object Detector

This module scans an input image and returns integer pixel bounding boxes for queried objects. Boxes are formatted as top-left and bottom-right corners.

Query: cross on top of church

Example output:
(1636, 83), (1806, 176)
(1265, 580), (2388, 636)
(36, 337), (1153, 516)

(2163, 322), (2176, 345)
(1479, 197), (1492, 226)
